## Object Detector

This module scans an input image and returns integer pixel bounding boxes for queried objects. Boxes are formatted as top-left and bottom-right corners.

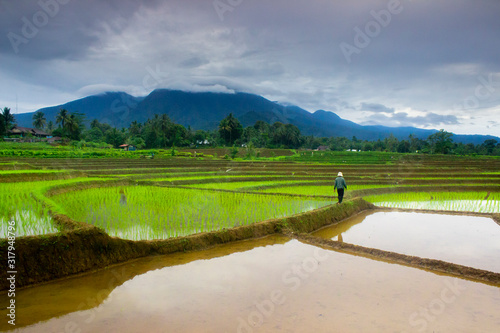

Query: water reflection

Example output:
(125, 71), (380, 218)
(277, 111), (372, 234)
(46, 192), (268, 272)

(0, 235), (288, 330)
(3, 235), (499, 333)
(313, 211), (500, 273)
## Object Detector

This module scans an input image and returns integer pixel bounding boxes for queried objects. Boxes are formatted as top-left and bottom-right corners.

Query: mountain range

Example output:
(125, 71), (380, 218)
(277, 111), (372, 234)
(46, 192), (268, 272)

(15, 89), (499, 144)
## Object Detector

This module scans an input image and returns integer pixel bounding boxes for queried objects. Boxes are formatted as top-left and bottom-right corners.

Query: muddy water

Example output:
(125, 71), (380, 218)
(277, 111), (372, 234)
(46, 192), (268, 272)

(313, 211), (500, 273)
(1, 235), (499, 332)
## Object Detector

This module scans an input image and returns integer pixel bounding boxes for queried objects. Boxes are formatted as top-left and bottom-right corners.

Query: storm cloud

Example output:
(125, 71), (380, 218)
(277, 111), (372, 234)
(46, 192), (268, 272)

(360, 103), (395, 113)
(1, 0), (499, 135)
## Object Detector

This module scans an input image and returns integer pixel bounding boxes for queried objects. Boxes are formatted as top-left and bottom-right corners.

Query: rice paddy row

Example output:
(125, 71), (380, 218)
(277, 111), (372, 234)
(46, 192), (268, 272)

(1, 152), (499, 240)
(365, 191), (500, 213)
(50, 186), (332, 240)
(0, 178), (113, 238)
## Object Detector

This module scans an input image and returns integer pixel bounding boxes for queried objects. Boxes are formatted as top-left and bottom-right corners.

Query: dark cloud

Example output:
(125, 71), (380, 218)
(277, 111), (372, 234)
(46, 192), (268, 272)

(179, 56), (209, 69)
(364, 111), (460, 128)
(0, 0), (163, 59)
(0, 0), (499, 135)
(360, 103), (394, 113)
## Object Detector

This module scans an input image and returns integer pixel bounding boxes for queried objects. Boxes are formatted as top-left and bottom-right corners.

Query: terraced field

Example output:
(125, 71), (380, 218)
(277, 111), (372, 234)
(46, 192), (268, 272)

(1, 152), (499, 241)
(1, 151), (500, 332)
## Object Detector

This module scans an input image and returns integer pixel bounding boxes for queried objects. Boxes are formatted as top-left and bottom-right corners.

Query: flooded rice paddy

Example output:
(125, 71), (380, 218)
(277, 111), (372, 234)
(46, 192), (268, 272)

(50, 186), (331, 240)
(373, 200), (500, 213)
(313, 211), (500, 273)
(2, 229), (499, 333)
(0, 210), (57, 238)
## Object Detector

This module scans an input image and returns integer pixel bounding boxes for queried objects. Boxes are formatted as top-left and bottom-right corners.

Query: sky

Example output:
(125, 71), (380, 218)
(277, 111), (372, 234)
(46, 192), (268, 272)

(1, 0), (499, 136)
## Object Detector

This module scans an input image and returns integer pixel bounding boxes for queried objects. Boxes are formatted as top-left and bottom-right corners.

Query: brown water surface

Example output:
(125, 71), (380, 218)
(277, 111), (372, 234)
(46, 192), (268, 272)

(1, 234), (499, 333)
(313, 211), (500, 273)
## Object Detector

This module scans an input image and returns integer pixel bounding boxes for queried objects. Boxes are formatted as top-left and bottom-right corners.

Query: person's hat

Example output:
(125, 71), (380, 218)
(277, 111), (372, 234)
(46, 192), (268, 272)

(338, 172), (343, 177)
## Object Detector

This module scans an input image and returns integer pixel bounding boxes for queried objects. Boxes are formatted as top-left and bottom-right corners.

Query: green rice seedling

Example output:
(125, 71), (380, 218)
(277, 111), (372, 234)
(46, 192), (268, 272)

(0, 209), (55, 237)
(365, 191), (500, 213)
(0, 184), (57, 237)
(0, 170), (65, 175)
(488, 192), (500, 200)
(143, 174), (292, 182)
(51, 186), (332, 240)
(187, 180), (321, 191)
(257, 184), (393, 196)
(0, 177), (114, 238)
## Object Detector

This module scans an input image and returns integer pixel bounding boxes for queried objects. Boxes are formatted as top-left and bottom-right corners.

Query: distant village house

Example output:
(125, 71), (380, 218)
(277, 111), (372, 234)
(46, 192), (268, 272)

(119, 144), (136, 151)
(316, 146), (329, 151)
(47, 136), (62, 144)
(8, 126), (50, 138)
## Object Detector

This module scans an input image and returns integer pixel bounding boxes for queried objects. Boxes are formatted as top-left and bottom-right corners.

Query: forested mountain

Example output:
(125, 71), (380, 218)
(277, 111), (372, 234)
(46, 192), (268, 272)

(14, 89), (498, 144)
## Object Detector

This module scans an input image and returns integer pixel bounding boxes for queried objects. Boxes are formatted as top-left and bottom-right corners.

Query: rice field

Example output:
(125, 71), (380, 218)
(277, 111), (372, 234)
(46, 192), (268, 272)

(184, 180), (323, 190)
(51, 186), (332, 240)
(365, 191), (500, 213)
(257, 184), (394, 196)
(0, 178), (114, 237)
(1, 152), (499, 240)
(3, 151), (500, 332)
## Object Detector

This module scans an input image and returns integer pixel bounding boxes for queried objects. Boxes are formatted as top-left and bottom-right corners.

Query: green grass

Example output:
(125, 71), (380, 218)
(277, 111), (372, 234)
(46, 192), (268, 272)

(51, 186), (333, 240)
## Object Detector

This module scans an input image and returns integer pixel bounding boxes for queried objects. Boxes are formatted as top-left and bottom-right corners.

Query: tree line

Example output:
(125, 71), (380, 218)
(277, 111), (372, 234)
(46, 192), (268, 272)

(1, 107), (499, 156)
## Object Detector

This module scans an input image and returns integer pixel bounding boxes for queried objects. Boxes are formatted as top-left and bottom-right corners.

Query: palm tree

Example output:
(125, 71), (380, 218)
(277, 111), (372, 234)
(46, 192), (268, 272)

(90, 119), (100, 129)
(32, 111), (47, 130)
(149, 114), (172, 147)
(129, 120), (142, 137)
(64, 113), (85, 140)
(218, 113), (243, 145)
(2, 107), (15, 133)
(56, 109), (70, 129)
(47, 121), (54, 133)
(159, 114), (172, 147)
(0, 112), (5, 137)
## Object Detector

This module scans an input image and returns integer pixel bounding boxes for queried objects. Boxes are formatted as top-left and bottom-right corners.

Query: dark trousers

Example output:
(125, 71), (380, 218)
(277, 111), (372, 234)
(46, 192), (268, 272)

(337, 188), (344, 203)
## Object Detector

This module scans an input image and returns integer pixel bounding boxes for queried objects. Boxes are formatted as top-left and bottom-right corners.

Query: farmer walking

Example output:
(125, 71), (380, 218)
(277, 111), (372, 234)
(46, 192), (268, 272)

(334, 172), (347, 204)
